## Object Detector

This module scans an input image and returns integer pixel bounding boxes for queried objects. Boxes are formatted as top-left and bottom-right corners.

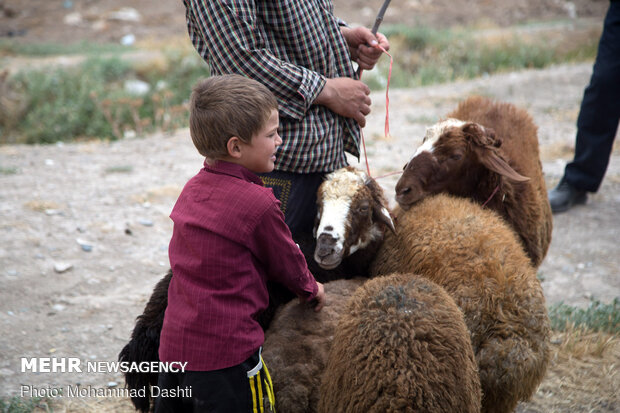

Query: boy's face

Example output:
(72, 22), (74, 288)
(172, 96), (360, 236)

(238, 109), (282, 173)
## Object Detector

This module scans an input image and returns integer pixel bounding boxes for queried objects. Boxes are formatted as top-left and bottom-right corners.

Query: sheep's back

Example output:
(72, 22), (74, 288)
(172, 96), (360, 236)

(448, 95), (552, 267)
(262, 278), (366, 413)
(319, 273), (481, 413)
(370, 194), (550, 413)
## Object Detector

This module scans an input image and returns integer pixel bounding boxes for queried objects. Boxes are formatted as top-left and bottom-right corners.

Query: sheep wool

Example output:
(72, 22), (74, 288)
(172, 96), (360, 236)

(447, 96), (553, 267)
(319, 273), (482, 413)
(396, 96), (552, 267)
(262, 278), (366, 413)
(370, 194), (550, 413)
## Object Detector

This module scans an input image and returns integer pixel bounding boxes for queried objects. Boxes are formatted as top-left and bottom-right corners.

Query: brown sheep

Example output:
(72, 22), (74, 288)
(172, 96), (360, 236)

(370, 194), (550, 413)
(262, 278), (366, 413)
(394, 96), (552, 267)
(319, 273), (481, 413)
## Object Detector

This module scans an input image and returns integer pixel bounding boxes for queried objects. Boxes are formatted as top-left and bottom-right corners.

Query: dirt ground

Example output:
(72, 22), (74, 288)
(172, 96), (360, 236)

(1, 0), (619, 412)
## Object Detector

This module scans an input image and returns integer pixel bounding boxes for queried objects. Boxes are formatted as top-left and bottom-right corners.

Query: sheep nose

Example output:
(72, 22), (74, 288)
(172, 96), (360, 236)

(316, 233), (338, 258)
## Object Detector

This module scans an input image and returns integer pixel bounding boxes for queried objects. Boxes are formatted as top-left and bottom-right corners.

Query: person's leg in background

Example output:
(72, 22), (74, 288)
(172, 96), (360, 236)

(549, 1), (620, 213)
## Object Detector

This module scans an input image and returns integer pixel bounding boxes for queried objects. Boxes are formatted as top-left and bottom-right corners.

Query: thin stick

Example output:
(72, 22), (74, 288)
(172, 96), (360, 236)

(356, 0), (392, 77)
(370, 0), (392, 35)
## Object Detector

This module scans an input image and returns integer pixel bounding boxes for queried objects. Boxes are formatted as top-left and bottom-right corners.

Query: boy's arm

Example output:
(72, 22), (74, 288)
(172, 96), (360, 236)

(250, 202), (322, 306)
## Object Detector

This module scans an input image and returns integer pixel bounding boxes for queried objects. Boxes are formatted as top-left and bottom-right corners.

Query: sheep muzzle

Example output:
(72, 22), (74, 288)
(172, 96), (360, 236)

(314, 233), (344, 270)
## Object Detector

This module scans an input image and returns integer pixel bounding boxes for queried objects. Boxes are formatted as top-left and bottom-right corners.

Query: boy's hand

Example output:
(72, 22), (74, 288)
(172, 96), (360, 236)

(309, 282), (326, 312)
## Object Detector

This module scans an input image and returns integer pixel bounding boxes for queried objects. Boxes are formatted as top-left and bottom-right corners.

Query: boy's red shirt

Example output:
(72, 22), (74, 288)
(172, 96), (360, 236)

(159, 160), (318, 371)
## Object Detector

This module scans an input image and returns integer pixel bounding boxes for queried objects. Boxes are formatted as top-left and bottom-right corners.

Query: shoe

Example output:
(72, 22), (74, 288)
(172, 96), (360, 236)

(548, 180), (587, 213)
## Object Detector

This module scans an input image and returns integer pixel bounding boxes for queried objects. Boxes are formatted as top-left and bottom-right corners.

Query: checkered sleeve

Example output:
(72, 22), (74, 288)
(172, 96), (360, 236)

(186, 0), (326, 120)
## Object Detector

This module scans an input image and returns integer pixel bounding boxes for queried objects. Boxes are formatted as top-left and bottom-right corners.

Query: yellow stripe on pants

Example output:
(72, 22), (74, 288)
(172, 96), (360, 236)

(249, 376), (257, 413)
(261, 357), (276, 411)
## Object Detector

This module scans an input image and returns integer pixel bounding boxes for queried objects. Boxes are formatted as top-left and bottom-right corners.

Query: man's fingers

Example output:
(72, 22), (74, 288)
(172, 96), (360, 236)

(356, 112), (367, 127)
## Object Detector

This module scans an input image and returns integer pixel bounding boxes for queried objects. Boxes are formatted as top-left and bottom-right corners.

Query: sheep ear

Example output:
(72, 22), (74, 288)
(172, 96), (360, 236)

(479, 150), (530, 182)
(375, 205), (396, 234)
(463, 123), (501, 148)
(365, 178), (396, 233)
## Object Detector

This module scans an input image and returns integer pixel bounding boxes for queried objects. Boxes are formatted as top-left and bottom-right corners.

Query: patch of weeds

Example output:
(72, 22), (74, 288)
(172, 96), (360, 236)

(3, 53), (208, 144)
(549, 297), (620, 334)
(0, 166), (19, 175)
(0, 396), (51, 413)
(0, 39), (132, 57)
(104, 165), (134, 174)
(367, 24), (598, 90)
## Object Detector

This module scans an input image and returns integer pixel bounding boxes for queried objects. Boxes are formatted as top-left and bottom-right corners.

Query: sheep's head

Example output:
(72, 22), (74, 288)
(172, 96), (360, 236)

(314, 167), (395, 270)
(395, 118), (529, 209)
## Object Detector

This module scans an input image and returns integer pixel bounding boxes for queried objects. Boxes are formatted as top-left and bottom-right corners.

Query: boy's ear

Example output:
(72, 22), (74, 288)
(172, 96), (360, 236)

(226, 136), (243, 159)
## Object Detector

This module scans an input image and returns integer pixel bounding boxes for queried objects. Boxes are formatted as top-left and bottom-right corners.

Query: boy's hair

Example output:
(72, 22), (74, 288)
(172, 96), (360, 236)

(189, 74), (279, 159)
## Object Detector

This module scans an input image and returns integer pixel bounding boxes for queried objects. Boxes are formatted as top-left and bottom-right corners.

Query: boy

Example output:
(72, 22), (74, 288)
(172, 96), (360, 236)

(156, 74), (325, 413)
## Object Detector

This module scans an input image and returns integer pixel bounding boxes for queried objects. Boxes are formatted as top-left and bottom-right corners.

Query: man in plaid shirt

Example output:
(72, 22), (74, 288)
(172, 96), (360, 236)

(183, 0), (390, 236)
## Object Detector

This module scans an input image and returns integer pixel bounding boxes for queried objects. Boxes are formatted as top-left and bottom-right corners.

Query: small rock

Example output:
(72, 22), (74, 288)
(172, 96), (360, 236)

(120, 33), (136, 46)
(54, 262), (73, 273)
(108, 7), (141, 22)
(138, 218), (153, 227)
(76, 238), (93, 252)
(64, 12), (82, 25)
(52, 304), (66, 312)
(6, 269), (18, 276)
(124, 79), (150, 96)
(107, 381), (118, 388)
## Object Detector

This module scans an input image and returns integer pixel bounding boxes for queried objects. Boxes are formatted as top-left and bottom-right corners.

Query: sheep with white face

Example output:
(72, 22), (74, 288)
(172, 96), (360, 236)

(313, 167), (394, 271)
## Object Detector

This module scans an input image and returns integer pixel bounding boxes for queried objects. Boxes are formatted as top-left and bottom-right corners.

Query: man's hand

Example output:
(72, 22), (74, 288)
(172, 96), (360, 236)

(341, 26), (390, 70)
(315, 77), (371, 126)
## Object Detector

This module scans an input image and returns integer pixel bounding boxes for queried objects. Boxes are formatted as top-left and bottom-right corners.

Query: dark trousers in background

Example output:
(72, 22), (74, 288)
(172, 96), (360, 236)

(564, 1), (620, 192)
(259, 170), (326, 237)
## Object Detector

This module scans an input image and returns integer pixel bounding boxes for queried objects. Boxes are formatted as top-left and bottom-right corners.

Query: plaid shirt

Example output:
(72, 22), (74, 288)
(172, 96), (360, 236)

(183, 0), (361, 173)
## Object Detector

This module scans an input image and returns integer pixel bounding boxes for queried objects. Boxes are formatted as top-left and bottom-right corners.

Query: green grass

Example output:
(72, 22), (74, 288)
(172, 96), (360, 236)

(0, 24), (599, 144)
(363, 24), (599, 90)
(549, 297), (620, 334)
(0, 396), (50, 413)
(1, 52), (209, 144)
(0, 39), (133, 57)
(0, 166), (19, 175)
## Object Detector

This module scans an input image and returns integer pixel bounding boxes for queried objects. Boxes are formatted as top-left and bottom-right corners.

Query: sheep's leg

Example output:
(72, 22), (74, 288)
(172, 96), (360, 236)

(476, 333), (549, 413)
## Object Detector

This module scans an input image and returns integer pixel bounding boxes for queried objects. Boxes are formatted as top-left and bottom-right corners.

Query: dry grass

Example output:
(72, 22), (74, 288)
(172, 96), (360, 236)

(38, 329), (618, 413)
(517, 328), (620, 412)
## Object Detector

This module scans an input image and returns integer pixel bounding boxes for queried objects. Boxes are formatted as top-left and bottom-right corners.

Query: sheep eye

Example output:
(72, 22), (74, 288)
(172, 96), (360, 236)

(450, 153), (462, 161)
(357, 205), (369, 213)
